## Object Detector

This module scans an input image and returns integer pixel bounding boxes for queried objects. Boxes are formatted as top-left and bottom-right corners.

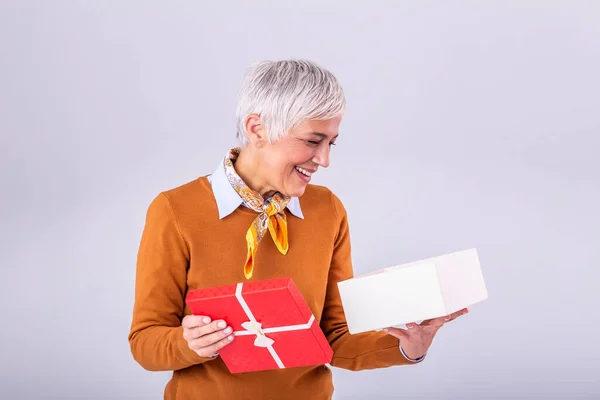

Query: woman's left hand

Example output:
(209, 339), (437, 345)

(384, 308), (469, 360)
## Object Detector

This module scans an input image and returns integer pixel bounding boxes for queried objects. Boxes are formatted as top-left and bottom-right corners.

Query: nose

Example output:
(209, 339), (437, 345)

(312, 143), (330, 168)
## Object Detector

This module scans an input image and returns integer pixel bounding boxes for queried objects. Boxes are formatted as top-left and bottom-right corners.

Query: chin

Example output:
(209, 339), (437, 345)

(283, 184), (307, 198)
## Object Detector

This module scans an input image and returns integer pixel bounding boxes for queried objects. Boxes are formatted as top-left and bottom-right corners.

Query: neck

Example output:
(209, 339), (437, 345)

(233, 146), (277, 199)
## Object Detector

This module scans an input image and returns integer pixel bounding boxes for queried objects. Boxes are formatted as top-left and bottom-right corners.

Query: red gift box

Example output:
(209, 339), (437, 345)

(186, 277), (333, 373)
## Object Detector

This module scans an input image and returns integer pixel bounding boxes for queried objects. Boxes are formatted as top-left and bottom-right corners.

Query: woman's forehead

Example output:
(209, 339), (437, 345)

(292, 118), (342, 137)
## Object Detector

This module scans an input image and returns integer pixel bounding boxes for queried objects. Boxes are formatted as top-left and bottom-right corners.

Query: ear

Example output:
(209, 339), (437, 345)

(244, 114), (268, 147)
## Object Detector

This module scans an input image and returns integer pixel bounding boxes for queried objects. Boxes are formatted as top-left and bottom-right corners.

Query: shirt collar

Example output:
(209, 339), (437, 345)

(207, 161), (304, 220)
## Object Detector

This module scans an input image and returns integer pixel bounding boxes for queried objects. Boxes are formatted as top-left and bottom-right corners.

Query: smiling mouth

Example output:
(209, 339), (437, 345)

(295, 166), (313, 177)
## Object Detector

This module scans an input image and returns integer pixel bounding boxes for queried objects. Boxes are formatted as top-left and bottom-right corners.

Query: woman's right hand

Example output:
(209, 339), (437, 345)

(182, 315), (234, 357)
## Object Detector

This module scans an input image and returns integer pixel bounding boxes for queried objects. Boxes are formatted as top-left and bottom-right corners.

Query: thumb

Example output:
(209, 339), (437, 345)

(383, 327), (408, 340)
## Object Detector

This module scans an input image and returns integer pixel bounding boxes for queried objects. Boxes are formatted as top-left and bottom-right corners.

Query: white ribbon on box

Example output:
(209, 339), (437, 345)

(232, 282), (315, 369)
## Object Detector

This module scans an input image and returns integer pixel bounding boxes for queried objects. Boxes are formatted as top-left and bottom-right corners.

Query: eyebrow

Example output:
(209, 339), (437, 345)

(310, 132), (339, 140)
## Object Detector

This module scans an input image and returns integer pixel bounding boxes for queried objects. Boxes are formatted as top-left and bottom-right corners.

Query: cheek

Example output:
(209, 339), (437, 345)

(290, 149), (315, 166)
(269, 157), (296, 183)
(272, 147), (314, 184)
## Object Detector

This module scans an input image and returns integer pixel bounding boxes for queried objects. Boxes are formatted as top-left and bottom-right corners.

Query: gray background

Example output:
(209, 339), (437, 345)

(1, 1), (599, 398)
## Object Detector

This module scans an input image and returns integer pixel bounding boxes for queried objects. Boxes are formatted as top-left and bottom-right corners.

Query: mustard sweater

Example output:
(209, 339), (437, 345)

(128, 176), (417, 399)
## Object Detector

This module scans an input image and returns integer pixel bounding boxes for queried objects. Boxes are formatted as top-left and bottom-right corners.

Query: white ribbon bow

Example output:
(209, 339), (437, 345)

(241, 321), (275, 348)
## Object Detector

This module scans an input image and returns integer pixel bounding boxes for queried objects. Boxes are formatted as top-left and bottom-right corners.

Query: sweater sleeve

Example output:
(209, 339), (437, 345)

(128, 193), (214, 371)
(319, 192), (424, 371)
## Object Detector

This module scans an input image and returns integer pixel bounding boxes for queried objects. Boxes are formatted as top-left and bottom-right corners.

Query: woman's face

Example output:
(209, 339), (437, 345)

(260, 116), (341, 198)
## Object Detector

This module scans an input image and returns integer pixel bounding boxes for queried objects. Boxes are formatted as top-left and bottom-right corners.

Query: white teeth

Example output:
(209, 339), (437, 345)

(295, 166), (312, 177)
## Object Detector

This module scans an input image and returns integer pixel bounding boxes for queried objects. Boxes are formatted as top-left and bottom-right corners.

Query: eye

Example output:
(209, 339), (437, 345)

(305, 139), (337, 147)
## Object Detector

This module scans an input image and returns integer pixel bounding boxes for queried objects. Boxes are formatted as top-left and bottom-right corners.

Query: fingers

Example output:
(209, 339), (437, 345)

(182, 315), (212, 330)
(183, 318), (229, 342)
(431, 317), (449, 328)
(446, 308), (468, 322)
(422, 308), (469, 327)
(382, 327), (408, 339)
(182, 316), (235, 357)
(383, 322), (419, 335)
(188, 323), (233, 348)
(189, 331), (234, 357)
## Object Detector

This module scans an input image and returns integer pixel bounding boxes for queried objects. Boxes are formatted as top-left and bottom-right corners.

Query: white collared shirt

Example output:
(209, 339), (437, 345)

(207, 161), (304, 220)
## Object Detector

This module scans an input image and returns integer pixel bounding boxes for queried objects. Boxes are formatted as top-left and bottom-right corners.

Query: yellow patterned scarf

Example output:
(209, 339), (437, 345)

(223, 148), (291, 279)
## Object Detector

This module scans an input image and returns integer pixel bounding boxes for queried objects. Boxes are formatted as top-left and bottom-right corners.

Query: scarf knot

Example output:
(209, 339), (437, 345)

(223, 148), (291, 279)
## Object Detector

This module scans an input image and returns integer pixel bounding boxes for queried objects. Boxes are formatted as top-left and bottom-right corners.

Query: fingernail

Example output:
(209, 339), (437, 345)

(203, 317), (211, 324)
(217, 321), (226, 328)
(228, 335), (233, 341)
(445, 317), (451, 321)
(224, 327), (232, 334)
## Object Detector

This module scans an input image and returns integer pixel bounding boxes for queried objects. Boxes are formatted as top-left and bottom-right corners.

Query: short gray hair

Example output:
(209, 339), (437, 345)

(235, 59), (346, 144)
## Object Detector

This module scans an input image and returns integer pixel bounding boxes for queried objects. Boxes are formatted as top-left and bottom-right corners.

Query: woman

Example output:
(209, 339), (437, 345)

(128, 59), (467, 399)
